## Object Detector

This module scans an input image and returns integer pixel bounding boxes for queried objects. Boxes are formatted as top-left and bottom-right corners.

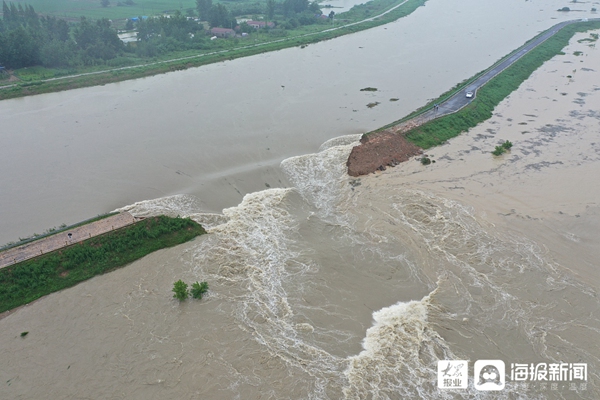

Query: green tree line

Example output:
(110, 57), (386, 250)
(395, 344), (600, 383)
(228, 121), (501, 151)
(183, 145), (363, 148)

(196, 0), (324, 30)
(134, 11), (206, 57)
(0, 0), (332, 70)
(0, 1), (123, 68)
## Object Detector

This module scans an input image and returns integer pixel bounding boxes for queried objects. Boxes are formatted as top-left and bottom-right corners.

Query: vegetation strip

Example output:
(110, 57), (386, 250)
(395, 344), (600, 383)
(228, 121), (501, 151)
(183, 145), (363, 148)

(0, 216), (206, 314)
(402, 21), (600, 149)
(0, 0), (426, 100)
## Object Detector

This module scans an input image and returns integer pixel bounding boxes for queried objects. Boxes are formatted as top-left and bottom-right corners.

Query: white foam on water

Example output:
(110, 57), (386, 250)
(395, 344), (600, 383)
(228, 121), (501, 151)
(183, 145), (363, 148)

(107, 130), (599, 398)
(186, 212), (229, 230)
(168, 138), (433, 397)
(343, 291), (458, 399)
(336, 181), (600, 398)
(378, 190), (600, 397)
(185, 188), (350, 397)
(281, 134), (361, 222)
(114, 193), (230, 229)
(318, 134), (363, 152)
(109, 138), (372, 394)
(114, 194), (203, 218)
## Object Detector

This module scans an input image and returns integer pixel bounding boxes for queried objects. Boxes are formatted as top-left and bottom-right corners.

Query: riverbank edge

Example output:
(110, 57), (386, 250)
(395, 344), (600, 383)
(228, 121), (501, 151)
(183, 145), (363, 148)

(405, 20), (600, 149)
(0, 0), (426, 101)
(370, 21), (599, 136)
(0, 216), (206, 315)
(0, 212), (118, 252)
(345, 20), (600, 176)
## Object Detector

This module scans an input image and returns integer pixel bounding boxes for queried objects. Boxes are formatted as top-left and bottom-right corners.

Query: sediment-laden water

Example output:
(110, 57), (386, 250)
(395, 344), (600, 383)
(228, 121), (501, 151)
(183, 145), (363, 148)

(4, 117), (599, 397)
(0, 0), (588, 245)
(2, 2), (600, 399)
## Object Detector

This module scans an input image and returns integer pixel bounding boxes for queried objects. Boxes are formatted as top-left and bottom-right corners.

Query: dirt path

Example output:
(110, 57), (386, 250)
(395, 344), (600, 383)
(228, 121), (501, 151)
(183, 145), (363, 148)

(0, 212), (138, 269)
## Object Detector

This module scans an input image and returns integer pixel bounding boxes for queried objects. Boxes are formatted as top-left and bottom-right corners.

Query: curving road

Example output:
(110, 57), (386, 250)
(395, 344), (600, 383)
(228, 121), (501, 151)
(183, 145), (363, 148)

(410, 18), (600, 124)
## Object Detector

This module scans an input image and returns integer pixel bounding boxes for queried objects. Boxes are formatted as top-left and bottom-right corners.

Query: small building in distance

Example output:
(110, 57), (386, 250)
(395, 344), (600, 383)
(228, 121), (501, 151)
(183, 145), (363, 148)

(246, 20), (275, 29)
(210, 27), (236, 38)
(129, 16), (148, 22)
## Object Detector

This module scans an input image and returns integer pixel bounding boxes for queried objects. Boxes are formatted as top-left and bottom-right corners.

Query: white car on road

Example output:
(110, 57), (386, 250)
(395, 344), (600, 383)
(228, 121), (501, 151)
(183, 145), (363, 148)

(466, 91), (474, 98)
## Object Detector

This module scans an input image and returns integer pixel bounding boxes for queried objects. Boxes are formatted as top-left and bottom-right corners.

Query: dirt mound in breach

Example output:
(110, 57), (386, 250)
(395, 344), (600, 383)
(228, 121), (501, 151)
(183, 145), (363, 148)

(346, 131), (422, 177)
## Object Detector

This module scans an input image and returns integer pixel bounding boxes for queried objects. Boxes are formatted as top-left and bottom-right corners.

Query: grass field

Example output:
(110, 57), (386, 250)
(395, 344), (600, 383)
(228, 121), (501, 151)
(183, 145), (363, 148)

(5, 0), (197, 20)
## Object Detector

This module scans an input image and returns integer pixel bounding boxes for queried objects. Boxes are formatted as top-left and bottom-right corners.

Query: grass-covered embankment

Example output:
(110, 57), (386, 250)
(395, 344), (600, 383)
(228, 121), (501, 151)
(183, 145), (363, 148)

(0, 216), (205, 313)
(0, 0), (426, 100)
(404, 21), (600, 149)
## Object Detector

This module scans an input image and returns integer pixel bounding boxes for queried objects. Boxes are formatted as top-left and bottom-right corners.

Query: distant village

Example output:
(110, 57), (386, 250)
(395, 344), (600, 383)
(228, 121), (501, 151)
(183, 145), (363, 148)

(118, 16), (279, 42)
(0, 1), (335, 71)
(117, 9), (335, 44)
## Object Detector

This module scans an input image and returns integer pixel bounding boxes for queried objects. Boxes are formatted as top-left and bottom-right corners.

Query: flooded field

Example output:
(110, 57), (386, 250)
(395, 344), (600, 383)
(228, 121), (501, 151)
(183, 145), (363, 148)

(1, 0), (599, 398)
(0, 0), (586, 245)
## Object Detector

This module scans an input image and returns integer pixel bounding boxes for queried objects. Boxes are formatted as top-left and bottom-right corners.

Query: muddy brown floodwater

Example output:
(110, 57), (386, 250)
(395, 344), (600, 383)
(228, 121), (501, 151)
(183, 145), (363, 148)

(0, 0), (585, 245)
(1, 1), (599, 399)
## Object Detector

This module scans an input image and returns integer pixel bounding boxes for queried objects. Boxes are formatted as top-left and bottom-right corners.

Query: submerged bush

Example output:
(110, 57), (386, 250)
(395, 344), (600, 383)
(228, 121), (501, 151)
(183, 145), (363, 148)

(190, 281), (209, 299)
(173, 280), (189, 301)
(492, 146), (505, 156)
(493, 140), (513, 155)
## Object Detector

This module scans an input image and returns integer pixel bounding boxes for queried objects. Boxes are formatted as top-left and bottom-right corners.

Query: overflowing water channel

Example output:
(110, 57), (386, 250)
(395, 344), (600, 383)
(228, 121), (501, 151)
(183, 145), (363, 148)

(1, 1), (599, 398)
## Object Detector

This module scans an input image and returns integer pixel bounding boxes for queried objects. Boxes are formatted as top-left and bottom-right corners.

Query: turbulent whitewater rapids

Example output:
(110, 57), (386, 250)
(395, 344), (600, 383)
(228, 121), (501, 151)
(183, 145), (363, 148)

(5, 108), (598, 398)
(2, 1), (600, 398)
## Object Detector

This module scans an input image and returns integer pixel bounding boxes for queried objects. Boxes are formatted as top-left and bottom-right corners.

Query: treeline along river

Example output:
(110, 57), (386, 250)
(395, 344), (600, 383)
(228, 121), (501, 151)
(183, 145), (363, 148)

(1, 0), (599, 398)
(0, 0), (583, 246)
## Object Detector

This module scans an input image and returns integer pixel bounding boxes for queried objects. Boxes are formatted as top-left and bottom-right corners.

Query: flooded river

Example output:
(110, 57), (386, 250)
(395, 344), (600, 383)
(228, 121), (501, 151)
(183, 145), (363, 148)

(1, 0), (599, 398)
(0, 0), (585, 245)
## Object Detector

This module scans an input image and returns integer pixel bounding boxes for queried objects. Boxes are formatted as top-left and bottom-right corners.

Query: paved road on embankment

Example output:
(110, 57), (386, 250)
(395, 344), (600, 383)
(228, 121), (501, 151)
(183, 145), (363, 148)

(0, 212), (138, 269)
(413, 18), (600, 123)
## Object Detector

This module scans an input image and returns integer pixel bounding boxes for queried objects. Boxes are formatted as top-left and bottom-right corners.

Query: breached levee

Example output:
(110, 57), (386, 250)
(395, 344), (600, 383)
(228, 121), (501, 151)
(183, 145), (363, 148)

(346, 131), (422, 176)
(3, 14), (600, 400)
(346, 19), (600, 178)
(3, 86), (600, 397)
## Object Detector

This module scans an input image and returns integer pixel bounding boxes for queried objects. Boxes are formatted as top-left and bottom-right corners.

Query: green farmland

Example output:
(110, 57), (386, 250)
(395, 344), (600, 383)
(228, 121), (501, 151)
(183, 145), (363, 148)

(4, 0), (198, 20)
